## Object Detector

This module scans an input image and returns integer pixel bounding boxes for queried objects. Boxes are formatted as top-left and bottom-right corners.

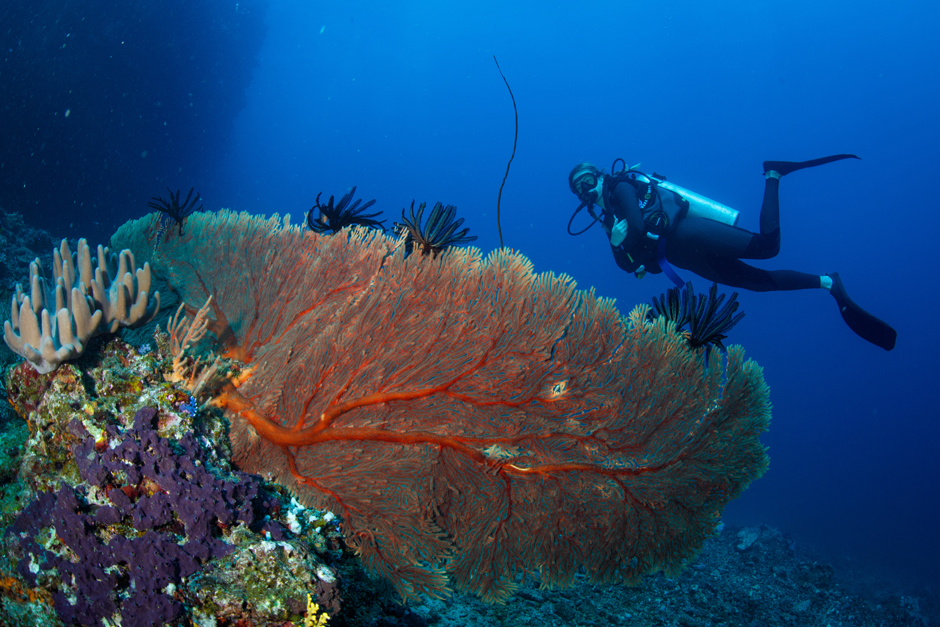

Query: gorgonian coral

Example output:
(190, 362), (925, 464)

(112, 209), (772, 604)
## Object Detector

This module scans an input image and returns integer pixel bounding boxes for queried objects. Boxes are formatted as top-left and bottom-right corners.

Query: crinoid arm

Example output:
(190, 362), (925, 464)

(649, 281), (744, 351)
(393, 200), (478, 257)
(306, 192), (335, 234)
(307, 187), (384, 234)
(687, 282), (745, 351)
(649, 281), (690, 330)
(147, 187), (204, 236)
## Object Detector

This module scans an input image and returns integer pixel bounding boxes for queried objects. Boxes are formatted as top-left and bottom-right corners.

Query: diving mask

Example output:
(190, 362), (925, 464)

(574, 172), (602, 205)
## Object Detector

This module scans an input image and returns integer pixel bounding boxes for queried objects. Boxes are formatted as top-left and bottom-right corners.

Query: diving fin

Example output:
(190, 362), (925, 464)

(828, 273), (897, 351)
(763, 154), (860, 176)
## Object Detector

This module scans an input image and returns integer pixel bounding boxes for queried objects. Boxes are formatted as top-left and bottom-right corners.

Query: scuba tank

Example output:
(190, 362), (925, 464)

(609, 158), (740, 227)
(650, 175), (740, 227)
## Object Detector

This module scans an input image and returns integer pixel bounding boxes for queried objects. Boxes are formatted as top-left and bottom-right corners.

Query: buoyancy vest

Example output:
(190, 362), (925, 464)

(599, 172), (689, 286)
(602, 172), (689, 241)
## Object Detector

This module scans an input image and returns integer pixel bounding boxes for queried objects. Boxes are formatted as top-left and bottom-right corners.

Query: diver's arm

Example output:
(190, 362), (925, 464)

(605, 184), (644, 273)
(606, 182), (649, 274)
(609, 182), (646, 253)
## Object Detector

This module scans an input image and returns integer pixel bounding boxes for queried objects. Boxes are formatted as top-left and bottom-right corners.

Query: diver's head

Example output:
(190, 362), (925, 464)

(568, 163), (603, 206)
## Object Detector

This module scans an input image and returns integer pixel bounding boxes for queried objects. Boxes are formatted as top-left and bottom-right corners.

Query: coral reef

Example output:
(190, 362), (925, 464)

(9, 406), (280, 625)
(2, 210), (928, 626)
(112, 210), (772, 603)
(402, 524), (938, 627)
(0, 334), (359, 626)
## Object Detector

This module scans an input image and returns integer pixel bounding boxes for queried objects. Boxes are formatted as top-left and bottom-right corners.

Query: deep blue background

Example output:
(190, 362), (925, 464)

(0, 0), (267, 242)
(14, 0), (940, 590)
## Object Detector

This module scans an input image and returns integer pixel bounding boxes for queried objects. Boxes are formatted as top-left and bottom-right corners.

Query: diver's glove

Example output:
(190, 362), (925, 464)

(610, 218), (628, 247)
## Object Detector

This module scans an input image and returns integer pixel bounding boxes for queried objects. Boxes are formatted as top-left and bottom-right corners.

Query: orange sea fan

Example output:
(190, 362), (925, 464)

(111, 210), (771, 603)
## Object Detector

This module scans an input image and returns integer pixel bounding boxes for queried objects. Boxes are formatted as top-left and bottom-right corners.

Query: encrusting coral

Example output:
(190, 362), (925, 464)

(0, 334), (353, 626)
(2, 238), (160, 373)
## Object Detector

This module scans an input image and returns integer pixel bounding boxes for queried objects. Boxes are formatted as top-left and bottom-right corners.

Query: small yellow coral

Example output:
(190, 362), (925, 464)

(301, 594), (330, 627)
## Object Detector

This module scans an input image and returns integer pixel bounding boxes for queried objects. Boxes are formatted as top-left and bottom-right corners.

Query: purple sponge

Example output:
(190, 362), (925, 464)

(8, 407), (286, 627)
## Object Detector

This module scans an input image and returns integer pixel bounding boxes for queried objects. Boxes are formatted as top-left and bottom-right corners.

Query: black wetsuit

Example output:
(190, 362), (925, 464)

(602, 176), (822, 292)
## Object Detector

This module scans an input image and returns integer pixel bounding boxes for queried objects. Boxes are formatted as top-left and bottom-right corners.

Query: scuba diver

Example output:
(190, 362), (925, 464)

(568, 155), (897, 351)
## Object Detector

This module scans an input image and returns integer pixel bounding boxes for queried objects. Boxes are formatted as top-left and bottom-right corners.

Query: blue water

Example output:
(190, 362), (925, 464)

(7, 0), (940, 591)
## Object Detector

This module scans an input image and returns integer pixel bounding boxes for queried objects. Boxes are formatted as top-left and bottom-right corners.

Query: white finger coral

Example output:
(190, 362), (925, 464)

(3, 238), (160, 373)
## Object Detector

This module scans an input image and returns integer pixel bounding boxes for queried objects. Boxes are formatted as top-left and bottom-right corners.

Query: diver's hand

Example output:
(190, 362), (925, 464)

(610, 219), (628, 247)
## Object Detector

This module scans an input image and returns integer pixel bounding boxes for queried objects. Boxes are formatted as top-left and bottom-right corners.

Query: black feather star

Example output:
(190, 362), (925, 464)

(393, 201), (478, 257)
(307, 187), (385, 234)
(147, 187), (204, 236)
(648, 282), (745, 352)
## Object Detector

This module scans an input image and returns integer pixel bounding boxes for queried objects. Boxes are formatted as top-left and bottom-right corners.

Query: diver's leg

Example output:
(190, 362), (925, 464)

(670, 250), (896, 348)
(764, 269), (826, 291)
(751, 153), (861, 259)
(748, 173), (781, 258)
(667, 252), (822, 292)
(669, 201), (779, 261)
(668, 217), (751, 257)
